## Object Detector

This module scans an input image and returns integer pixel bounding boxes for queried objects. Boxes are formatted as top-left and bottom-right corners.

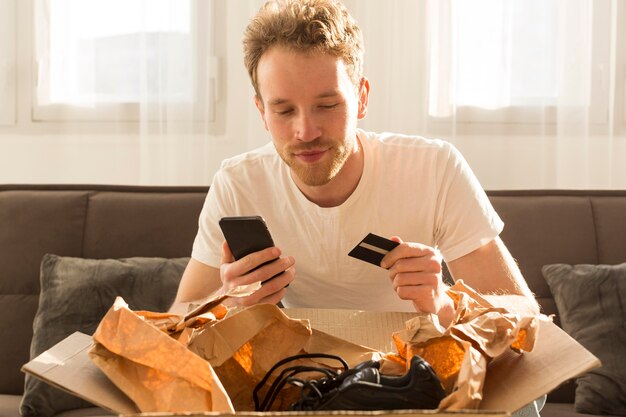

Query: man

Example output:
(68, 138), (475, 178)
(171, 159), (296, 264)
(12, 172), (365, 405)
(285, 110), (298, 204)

(172, 0), (539, 329)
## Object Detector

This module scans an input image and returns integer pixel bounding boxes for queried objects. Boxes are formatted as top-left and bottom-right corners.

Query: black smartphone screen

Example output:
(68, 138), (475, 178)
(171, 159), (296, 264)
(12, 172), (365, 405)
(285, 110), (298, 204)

(218, 216), (275, 260)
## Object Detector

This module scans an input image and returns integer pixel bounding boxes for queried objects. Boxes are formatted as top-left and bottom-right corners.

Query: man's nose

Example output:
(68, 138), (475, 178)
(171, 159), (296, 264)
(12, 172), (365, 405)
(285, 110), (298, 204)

(294, 112), (321, 142)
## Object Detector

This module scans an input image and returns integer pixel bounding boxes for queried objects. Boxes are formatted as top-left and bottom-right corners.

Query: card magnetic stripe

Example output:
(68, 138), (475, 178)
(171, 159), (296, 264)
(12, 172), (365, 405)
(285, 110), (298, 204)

(362, 233), (399, 252)
(348, 245), (387, 266)
(348, 233), (399, 267)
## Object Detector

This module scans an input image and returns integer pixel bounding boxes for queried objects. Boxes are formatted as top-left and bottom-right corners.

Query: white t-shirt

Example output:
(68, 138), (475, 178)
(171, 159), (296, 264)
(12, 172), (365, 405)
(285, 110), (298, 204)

(192, 130), (503, 312)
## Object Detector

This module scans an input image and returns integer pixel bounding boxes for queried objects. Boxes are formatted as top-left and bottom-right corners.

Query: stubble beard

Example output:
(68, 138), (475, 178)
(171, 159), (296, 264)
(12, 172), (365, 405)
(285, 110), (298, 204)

(279, 139), (353, 187)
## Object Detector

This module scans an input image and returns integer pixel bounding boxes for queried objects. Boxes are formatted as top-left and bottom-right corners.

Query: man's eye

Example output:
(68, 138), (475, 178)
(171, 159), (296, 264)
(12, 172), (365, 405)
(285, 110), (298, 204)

(320, 104), (338, 110)
(276, 109), (293, 115)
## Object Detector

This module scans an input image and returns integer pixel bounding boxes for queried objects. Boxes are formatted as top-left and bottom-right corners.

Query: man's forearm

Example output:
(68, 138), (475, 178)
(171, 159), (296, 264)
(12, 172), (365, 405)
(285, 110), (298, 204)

(482, 293), (540, 316)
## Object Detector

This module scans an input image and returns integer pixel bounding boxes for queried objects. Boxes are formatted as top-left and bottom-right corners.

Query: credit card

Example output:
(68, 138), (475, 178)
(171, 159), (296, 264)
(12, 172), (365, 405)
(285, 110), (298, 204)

(348, 233), (399, 268)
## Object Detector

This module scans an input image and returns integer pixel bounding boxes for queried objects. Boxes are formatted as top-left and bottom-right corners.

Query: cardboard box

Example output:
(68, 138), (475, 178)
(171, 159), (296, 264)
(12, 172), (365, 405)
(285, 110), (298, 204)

(21, 308), (600, 417)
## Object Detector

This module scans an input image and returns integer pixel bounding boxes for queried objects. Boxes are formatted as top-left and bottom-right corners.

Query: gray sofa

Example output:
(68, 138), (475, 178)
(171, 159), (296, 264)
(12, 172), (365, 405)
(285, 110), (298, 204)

(0, 185), (624, 417)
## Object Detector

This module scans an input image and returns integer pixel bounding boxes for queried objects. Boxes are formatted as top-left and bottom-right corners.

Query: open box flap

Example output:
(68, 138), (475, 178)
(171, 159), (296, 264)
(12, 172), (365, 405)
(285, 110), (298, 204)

(21, 331), (138, 415)
(480, 319), (600, 412)
(283, 308), (418, 354)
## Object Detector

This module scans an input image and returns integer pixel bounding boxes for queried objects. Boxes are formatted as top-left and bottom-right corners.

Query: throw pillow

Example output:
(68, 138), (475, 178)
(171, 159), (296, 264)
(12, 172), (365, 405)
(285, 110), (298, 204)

(542, 262), (626, 416)
(21, 254), (189, 417)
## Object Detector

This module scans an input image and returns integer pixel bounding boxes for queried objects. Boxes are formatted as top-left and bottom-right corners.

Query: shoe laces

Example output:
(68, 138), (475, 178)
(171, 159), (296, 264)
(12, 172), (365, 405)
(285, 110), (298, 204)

(252, 352), (351, 411)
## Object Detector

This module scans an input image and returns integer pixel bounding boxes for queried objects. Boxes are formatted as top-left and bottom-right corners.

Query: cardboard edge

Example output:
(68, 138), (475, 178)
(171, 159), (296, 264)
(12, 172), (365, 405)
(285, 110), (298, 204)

(21, 331), (139, 416)
(121, 410), (510, 417)
(479, 319), (601, 413)
(20, 311), (601, 417)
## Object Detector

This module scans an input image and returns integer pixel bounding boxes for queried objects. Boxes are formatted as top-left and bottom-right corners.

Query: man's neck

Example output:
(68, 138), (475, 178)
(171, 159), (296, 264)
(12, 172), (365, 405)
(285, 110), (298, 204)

(293, 136), (364, 208)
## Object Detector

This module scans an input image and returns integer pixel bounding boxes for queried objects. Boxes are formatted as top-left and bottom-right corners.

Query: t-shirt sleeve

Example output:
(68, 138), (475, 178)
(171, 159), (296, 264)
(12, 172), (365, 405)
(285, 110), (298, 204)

(191, 169), (233, 268)
(433, 142), (504, 262)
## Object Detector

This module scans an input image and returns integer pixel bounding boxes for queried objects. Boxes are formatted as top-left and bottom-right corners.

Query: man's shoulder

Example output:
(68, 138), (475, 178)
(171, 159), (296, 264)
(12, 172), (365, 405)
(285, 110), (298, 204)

(361, 130), (454, 154)
(219, 142), (279, 172)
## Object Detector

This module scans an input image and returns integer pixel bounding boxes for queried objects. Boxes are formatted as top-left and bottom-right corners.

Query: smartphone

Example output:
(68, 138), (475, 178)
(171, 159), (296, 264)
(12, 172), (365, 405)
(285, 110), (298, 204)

(218, 216), (276, 260)
(218, 216), (285, 295)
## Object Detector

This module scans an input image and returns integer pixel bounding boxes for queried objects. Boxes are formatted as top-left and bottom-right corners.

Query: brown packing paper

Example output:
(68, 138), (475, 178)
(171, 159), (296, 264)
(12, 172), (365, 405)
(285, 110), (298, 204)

(89, 295), (384, 413)
(89, 298), (235, 414)
(446, 281), (538, 356)
(393, 280), (540, 410)
(187, 303), (382, 411)
(22, 305), (600, 416)
(87, 280), (543, 413)
(187, 304), (312, 368)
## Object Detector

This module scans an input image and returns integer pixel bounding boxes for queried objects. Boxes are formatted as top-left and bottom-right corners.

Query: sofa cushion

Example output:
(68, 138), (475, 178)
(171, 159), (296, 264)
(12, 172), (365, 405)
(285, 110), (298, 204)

(542, 263), (626, 416)
(0, 190), (89, 395)
(20, 254), (188, 417)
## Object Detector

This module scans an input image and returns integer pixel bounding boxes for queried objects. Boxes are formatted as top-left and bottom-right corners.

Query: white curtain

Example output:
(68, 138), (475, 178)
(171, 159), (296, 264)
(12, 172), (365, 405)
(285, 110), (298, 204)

(133, 0), (269, 185)
(23, 0), (625, 188)
(30, 0), (267, 186)
(347, 0), (625, 190)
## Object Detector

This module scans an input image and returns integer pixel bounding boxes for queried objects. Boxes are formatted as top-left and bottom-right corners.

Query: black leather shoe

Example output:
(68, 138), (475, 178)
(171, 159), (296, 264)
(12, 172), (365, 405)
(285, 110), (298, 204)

(254, 353), (445, 411)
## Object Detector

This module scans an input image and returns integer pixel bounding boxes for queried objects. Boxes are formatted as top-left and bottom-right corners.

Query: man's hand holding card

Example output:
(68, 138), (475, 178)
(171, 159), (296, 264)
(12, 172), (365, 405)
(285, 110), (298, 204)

(349, 233), (455, 327)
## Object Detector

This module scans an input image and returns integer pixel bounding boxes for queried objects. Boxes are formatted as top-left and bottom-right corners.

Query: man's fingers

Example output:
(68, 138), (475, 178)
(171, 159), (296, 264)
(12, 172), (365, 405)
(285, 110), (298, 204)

(261, 266), (295, 291)
(221, 240), (235, 264)
(231, 285), (288, 308)
(390, 236), (403, 244)
(219, 240), (294, 308)
(380, 238), (448, 316)
(389, 271), (448, 315)
(394, 283), (438, 314)
(379, 236), (402, 268)
(237, 256), (294, 286)
(225, 267), (294, 307)
(381, 240), (438, 269)
(223, 252), (294, 289)
(388, 255), (442, 276)
(224, 246), (280, 276)
(390, 271), (439, 290)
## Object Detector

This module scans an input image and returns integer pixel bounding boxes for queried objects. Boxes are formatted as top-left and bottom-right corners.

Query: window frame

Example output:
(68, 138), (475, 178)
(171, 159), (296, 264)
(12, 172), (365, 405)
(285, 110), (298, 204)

(424, 0), (623, 136)
(30, 0), (219, 125)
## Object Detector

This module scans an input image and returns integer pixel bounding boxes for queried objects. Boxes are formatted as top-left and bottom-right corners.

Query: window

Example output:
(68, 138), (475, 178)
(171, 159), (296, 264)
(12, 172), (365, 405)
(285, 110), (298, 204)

(427, 0), (613, 126)
(32, 0), (218, 122)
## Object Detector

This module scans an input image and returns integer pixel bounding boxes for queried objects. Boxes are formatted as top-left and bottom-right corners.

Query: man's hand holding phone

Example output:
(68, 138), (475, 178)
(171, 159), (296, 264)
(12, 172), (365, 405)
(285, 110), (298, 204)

(218, 216), (295, 307)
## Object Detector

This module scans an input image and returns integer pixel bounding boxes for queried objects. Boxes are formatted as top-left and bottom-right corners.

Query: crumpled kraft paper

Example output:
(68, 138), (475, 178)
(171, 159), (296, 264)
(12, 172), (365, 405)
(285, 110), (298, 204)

(187, 303), (382, 411)
(89, 297), (381, 413)
(88, 297), (235, 414)
(393, 279), (540, 410)
(89, 279), (541, 413)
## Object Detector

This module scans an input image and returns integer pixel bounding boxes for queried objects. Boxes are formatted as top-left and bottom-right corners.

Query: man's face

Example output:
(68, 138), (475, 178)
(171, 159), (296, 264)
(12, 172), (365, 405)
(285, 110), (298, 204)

(254, 46), (369, 187)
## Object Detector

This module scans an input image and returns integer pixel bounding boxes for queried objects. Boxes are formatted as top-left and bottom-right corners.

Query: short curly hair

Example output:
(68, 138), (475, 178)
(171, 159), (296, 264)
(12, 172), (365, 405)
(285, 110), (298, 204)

(243, 0), (364, 98)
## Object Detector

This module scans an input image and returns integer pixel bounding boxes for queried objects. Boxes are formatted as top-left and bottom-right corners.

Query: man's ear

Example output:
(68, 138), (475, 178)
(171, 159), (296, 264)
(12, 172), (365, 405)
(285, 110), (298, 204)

(254, 94), (269, 131)
(357, 77), (370, 120)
